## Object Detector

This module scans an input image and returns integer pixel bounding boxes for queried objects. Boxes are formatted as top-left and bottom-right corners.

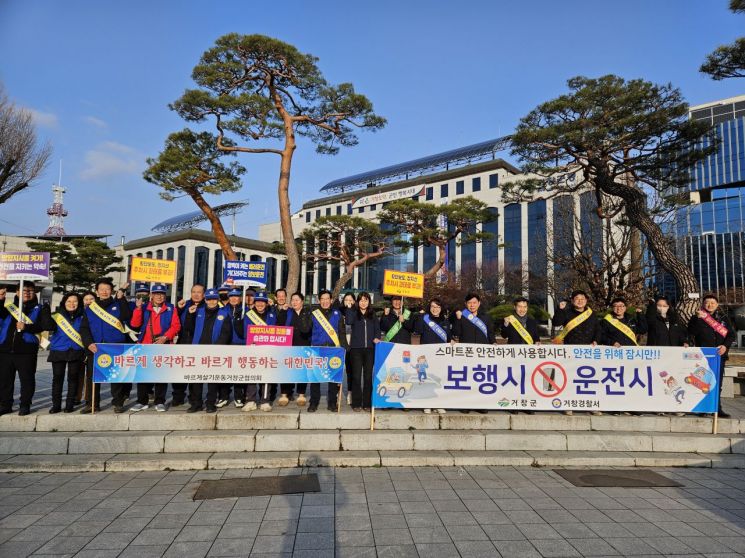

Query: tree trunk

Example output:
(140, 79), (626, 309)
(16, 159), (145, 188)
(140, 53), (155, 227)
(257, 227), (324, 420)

(423, 243), (447, 279)
(190, 191), (237, 261)
(277, 151), (300, 294)
(598, 177), (699, 321)
(332, 268), (355, 299)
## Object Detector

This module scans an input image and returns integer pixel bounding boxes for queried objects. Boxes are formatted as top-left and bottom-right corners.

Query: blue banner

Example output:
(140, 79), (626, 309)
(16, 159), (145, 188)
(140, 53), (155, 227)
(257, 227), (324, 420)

(93, 343), (345, 384)
(223, 260), (268, 287)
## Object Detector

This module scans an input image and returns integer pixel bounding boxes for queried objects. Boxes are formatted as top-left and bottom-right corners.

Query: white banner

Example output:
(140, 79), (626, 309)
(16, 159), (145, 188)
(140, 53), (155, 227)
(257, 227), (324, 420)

(372, 342), (721, 413)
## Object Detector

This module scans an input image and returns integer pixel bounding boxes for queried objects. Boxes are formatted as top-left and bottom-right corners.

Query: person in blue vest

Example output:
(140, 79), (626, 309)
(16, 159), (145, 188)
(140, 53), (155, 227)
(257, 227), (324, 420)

(129, 284), (181, 412)
(180, 288), (233, 413)
(240, 291), (278, 412)
(413, 297), (451, 415)
(80, 278), (133, 413)
(308, 289), (348, 413)
(220, 287), (245, 408)
(0, 282), (45, 416)
(173, 283), (206, 406)
(40, 292), (86, 414)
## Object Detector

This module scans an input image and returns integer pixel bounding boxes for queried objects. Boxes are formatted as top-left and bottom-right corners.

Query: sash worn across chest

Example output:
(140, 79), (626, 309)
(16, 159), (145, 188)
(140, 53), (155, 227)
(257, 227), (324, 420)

(553, 308), (592, 344)
(603, 314), (638, 345)
(383, 309), (411, 342)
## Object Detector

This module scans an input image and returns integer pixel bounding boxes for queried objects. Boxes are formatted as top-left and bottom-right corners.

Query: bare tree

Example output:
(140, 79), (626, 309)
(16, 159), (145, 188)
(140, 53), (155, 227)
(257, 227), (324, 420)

(544, 193), (651, 310)
(0, 85), (51, 204)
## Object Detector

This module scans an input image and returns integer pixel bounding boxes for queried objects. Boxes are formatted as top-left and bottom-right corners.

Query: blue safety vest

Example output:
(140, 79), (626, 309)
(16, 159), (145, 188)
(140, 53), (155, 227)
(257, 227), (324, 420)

(192, 305), (231, 344)
(49, 312), (84, 352)
(138, 303), (175, 342)
(311, 308), (341, 346)
(85, 299), (128, 343)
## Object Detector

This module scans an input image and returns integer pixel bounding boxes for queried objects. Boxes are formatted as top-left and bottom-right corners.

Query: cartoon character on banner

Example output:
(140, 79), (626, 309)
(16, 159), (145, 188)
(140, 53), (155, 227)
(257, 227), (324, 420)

(411, 355), (429, 384)
(659, 371), (686, 404)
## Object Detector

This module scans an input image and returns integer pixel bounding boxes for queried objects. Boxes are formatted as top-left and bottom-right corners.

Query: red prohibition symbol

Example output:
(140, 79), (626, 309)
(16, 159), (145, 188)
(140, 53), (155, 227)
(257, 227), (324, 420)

(531, 361), (567, 397)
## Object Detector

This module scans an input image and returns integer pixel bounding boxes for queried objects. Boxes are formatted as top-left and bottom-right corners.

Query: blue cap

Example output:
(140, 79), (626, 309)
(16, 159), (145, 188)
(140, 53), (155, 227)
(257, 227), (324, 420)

(254, 291), (269, 302)
(204, 288), (219, 300)
(228, 288), (242, 297)
(150, 283), (167, 294)
(134, 282), (149, 293)
(217, 283), (231, 292)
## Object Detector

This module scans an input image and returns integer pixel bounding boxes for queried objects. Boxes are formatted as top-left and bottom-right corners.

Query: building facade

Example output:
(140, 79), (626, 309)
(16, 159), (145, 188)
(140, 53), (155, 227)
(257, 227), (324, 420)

(121, 229), (286, 304)
(260, 138), (603, 309)
(674, 95), (745, 304)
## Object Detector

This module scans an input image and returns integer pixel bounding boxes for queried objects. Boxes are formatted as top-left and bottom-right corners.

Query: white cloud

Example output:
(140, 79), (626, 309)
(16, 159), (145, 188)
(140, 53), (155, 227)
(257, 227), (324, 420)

(83, 115), (107, 129)
(80, 141), (142, 181)
(27, 108), (58, 128)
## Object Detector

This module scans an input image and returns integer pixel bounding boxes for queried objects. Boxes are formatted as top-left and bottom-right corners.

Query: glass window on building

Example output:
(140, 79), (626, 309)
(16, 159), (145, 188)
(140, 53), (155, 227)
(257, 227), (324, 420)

(176, 245), (186, 301)
(325, 207), (331, 216)
(482, 207), (499, 290)
(441, 183), (448, 198)
(504, 203), (522, 295)
(336, 205), (342, 215)
(306, 212), (311, 223)
(472, 177), (481, 192)
(266, 257), (277, 291)
(447, 222), (456, 275)
(213, 249), (223, 288)
(489, 174), (499, 189)
(456, 180), (464, 195)
(193, 246), (209, 287)
(460, 223), (477, 275)
(358, 206), (364, 214)
(316, 209), (321, 219)
(370, 204), (376, 211)
(528, 200), (547, 305)
(156, 249), (163, 259)
(426, 187), (434, 201)
(423, 244), (437, 275)
(347, 203), (353, 215)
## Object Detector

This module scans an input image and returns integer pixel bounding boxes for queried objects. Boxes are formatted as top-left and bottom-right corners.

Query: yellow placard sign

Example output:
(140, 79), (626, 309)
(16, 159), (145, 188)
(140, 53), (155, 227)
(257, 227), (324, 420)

(382, 269), (424, 299)
(129, 257), (177, 284)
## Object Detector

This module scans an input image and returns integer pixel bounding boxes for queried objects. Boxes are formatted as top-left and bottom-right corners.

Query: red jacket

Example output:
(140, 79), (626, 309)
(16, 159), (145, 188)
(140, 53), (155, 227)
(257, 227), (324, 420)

(131, 302), (181, 344)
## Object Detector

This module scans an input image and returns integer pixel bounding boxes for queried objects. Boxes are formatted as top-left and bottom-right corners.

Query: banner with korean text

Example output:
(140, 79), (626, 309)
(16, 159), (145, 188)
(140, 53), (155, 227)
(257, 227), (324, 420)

(93, 344), (345, 384)
(372, 342), (720, 413)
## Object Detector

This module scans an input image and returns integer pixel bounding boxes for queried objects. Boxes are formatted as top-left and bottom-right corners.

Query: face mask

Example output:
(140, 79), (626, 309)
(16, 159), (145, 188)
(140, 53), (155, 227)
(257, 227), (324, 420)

(657, 306), (668, 317)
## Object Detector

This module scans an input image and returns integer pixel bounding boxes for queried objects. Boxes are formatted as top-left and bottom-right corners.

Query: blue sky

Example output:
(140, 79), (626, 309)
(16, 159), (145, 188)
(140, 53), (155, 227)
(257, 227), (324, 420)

(0, 0), (743, 243)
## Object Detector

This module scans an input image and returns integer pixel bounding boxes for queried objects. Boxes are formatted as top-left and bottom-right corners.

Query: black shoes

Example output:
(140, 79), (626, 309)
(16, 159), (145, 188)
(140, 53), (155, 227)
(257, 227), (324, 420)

(186, 405), (202, 413)
(307, 404), (318, 413)
(49, 407), (62, 414)
(206, 405), (217, 413)
(18, 407), (31, 416)
(171, 398), (185, 407)
(113, 405), (125, 414)
(719, 410), (731, 418)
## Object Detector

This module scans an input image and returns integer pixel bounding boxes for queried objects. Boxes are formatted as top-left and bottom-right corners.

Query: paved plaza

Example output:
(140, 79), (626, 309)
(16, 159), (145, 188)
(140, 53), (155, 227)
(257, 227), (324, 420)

(1, 465), (745, 558)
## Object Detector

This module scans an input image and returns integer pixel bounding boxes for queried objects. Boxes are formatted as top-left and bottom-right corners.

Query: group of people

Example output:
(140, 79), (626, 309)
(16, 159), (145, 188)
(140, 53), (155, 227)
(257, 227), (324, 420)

(0, 280), (737, 418)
